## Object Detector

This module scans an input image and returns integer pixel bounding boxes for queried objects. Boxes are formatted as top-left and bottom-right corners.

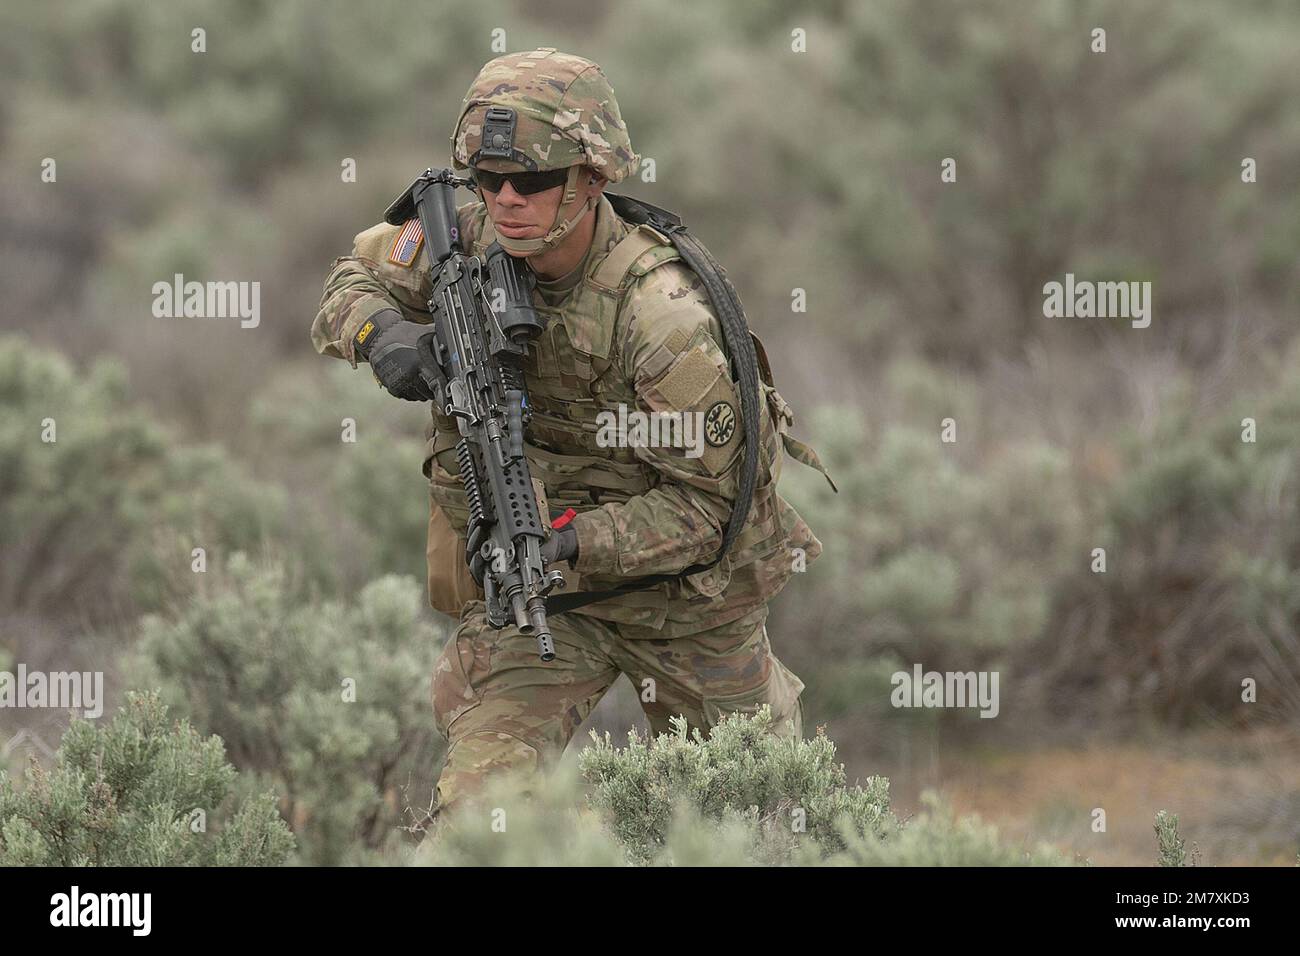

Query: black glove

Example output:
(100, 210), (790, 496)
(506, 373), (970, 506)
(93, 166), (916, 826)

(354, 308), (435, 402)
(466, 529), (576, 585)
(540, 526), (578, 567)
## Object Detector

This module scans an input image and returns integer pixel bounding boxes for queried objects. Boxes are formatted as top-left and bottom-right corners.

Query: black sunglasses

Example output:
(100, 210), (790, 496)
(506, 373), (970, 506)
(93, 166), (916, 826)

(470, 166), (572, 196)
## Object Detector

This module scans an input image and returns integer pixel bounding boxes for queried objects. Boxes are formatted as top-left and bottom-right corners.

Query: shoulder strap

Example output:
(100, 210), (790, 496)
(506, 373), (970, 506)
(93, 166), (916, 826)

(588, 223), (672, 295)
(476, 215), (496, 254)
(547, 192), (763, 615)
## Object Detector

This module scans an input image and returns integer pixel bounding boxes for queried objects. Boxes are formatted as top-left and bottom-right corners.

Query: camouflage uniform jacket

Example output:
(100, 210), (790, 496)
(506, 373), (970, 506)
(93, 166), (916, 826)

(313, 194), (828, 638)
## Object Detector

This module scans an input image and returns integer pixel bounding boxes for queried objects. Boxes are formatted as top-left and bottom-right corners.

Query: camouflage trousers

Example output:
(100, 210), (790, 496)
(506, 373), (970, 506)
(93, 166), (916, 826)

(431, 600), (804, 814)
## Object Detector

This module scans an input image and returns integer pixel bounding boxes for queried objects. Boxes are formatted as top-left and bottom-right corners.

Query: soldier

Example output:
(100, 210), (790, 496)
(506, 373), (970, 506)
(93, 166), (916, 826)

(312, 48), (834, 818)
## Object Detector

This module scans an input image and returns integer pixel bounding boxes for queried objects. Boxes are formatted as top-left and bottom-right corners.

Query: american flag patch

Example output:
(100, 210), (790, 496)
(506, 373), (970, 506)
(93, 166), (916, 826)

(387, 218), (424, 267)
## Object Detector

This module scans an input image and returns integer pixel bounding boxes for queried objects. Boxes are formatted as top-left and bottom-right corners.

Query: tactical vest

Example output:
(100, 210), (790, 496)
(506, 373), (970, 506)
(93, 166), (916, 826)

(424, 197), (833, 635)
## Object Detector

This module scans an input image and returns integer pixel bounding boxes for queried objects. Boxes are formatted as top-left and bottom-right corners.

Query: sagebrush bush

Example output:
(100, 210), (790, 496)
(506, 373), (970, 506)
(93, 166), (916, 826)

(776, 345), (1300, 727)
(776, 395), (1083, 721)
(803, 407), (1080, 650)
(126, 553), (448, 864)
(414, 768), (629, 867)
(246, 361), (432, 589)
(416, 709), (1075, 867)
(0, 339), (437, 637)
(0, 337), (287, 627)
(0, 691), (294, 866)
(579, 707), (896, 864)
(1037, 349), (1300, 722)
(1153, 809), (1201, 867)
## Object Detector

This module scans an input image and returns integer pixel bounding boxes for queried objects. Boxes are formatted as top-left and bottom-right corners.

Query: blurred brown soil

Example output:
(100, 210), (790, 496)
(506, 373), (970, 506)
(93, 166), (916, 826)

(866, 726), (1300, 866)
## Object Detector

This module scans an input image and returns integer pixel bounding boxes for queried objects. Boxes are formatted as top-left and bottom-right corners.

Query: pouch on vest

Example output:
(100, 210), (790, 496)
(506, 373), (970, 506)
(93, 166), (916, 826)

(423, 416), (482, 617)
(749, 328), (837, 494)
(426, 494), (483, 617)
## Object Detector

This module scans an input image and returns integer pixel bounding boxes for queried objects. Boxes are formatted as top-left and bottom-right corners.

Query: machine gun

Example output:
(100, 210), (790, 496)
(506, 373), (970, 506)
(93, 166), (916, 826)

(384, 168), (564, 661)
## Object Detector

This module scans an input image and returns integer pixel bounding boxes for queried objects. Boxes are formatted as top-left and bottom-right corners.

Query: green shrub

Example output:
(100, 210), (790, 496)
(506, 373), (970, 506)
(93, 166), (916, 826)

(414, 769), (630, 867)
(417, 709), (1075, 867)
(1154, 809), (1191, 867)
(0, 337), (288, 627)
(126, 553), (448, 864)
(776, 393), (1083, 721)
(0, 337), (433, 635)
(778, 346), (1300, 726)
(1036, 352), (1300, 722)
(246, 361), (432, 588)
(0, 691), (293, 866)
(579, 707), (896, 864)
(793, 404), (1081, 652)
(2, 0), (507, 185)
(814, 792), (1077, 866)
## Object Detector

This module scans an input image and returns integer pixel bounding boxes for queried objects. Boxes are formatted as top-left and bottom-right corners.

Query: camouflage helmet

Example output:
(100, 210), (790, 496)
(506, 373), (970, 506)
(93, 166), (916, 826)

(450, 48), (639, 183)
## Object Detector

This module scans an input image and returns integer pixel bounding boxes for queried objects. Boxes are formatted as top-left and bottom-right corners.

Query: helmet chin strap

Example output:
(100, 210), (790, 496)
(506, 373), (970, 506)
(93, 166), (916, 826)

(490, 165), (596, 257)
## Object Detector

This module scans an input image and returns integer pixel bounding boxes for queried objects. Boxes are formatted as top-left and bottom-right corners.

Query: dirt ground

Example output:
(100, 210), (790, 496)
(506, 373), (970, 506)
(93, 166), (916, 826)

(861, 724), (1300, 866)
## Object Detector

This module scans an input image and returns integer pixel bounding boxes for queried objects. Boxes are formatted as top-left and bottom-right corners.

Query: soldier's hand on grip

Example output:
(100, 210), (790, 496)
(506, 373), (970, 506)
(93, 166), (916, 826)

(354, 308), (435, 402)
(540, 526), (578, 567)
(468, 549), (487, 587)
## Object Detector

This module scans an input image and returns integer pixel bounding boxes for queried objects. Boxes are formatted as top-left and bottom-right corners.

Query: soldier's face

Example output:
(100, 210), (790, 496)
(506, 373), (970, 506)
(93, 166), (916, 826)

(481, 179), (561, 240)
(476, 164), (604, 241)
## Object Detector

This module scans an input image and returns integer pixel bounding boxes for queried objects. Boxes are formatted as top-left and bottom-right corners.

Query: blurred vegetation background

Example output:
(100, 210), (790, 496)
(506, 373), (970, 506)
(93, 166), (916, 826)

(1, 0), (1298, 863)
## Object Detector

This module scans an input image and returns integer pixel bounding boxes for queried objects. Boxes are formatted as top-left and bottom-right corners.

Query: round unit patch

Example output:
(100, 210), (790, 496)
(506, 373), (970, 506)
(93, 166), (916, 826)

(704, 401), (737, 447)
